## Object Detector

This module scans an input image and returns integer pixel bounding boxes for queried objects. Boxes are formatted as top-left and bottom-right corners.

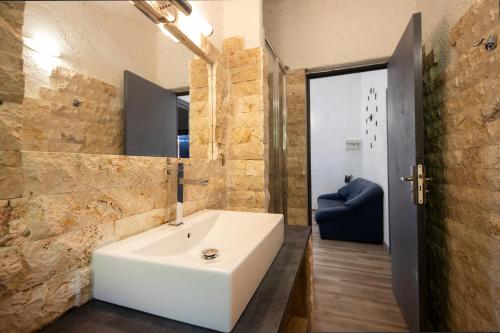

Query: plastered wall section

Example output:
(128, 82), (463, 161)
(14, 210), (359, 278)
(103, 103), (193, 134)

(286, 69), (308, 226)
(360, 70), (389, 246)
(310, 74), (363, 210)
(423, 0), (500, 330)
(263, 0), (416, 69)
(22, 1), (195, 100)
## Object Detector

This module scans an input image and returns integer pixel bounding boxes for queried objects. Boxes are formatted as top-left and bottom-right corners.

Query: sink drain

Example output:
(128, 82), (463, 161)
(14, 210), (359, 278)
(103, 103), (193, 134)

(201, 248), (218, 260)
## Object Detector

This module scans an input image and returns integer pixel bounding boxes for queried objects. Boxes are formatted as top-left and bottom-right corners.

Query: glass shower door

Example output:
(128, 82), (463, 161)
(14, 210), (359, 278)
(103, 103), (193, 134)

(265, 42), (287, 219)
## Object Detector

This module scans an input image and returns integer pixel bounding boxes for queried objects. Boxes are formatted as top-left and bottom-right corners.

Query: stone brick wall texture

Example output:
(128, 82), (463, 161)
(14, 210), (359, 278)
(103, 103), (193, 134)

(0, 0), (271, 329)
(190, 37), (269, 213)
(0, 152), (178, 332)
(188, 58), (212, 159)
(0, 3), (231, 331)
(423, 0), (500, 330)
(286, 69), (308, 226)
(0, 35), (266, 331)
(225, 37), (269, 212)
(0, 1), (24, 104)
(23, 67), (123, 155)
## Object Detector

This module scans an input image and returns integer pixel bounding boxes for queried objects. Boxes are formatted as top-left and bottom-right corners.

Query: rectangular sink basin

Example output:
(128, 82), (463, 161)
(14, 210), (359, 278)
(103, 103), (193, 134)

(92, 210), (284, 332)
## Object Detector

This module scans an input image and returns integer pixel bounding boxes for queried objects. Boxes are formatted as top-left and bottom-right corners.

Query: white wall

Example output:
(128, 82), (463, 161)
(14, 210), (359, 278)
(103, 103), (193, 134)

(23, 0), (264, 101)
(23, 1), (151, 99)
(262, 0), (479, 71)
(263, 0), (416, 69)
(190, 1), (225, 50)
(310, 74), (363, 210)
(223, 0), (264, 48)
(360, 69), (389, 245)
(186, 0), (264, 49)
(23, 1), (198, 102)
(156, 31), (194, 91)
(310, 69), (389, 246)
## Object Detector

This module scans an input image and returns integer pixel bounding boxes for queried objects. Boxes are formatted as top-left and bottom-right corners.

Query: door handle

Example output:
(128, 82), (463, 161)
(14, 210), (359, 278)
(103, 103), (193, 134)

(400, 166), (417, 204)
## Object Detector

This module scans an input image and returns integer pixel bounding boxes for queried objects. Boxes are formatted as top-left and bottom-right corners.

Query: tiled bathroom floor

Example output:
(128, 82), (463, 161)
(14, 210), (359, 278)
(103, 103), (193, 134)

(311, 224), (408, 332)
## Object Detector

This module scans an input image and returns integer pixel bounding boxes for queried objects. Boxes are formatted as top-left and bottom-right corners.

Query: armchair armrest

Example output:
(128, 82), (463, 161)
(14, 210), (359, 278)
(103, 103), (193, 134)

(317, 192), (344, 201)
(315, 205), (353, 223)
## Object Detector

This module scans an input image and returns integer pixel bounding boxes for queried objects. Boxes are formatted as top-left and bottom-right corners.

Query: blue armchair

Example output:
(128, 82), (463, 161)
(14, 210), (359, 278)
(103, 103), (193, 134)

(315, 178), (383, 243)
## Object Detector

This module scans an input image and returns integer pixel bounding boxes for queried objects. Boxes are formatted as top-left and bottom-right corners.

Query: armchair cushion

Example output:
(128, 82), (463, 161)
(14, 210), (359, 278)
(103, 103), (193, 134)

(317, 198), (345, 209)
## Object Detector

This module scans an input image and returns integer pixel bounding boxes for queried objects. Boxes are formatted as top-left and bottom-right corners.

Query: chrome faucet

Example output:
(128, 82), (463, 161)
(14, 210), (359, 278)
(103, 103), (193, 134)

(169, 162), (184, 226)
(168, 162), (209, 226)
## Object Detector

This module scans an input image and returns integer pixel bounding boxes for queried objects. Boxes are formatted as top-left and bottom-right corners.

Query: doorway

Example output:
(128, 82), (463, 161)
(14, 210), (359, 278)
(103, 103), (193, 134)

(306, 63), (411, 332)
(307, 65), (390, 247)
(304, 13), (426, 332)
(306, 65), (408, 331)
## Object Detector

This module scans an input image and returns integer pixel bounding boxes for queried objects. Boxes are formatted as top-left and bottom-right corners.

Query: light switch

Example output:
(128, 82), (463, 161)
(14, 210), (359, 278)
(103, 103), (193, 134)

(345, 139), (361, 150)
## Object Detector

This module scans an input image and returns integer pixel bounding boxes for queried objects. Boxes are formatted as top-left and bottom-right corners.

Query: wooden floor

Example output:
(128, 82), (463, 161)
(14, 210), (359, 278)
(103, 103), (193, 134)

(311, 224), (408, 332)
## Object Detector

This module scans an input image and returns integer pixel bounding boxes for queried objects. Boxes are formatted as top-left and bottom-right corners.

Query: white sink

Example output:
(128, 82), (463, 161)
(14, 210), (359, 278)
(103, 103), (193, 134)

(92, 210), (284, 332)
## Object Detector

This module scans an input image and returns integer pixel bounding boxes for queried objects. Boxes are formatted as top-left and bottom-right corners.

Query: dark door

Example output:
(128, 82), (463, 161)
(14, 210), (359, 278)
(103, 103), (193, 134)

(387, 13), (428, 332)
(124, 71), (178, 157)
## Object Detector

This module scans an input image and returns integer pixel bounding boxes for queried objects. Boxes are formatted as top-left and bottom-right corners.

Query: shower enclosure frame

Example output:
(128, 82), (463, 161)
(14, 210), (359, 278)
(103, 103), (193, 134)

(265, 38), (288, 221)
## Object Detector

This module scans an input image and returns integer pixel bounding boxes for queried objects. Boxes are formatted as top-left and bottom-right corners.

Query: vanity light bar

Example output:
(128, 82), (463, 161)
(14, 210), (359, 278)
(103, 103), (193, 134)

(171, 0), (192, 16)
(131, 0), (165, 24)
(158, 23), (180, 43)
(130, 0), (215, 64)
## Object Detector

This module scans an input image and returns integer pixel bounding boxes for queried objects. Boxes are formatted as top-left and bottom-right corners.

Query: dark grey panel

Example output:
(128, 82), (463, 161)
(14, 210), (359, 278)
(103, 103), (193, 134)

(124, 71), (177, 157)
(387, 13), (427, 332)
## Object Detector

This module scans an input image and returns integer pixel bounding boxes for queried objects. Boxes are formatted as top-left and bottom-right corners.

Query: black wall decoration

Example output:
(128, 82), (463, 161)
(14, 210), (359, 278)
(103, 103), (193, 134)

(363, 87), (382, 149)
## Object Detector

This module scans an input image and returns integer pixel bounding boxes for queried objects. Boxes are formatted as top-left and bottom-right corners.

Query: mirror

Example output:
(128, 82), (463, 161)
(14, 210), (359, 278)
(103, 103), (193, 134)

(22, 1), (213, 158)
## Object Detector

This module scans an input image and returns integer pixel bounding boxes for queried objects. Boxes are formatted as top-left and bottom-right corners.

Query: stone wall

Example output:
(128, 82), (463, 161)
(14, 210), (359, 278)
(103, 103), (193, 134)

(23, 67), (123, 155)
(0, 1), (24, 104)
(224, 37), (268, 212)
(182, 158), (227, 216)
(0, 0), (270, 329)
(423, 0), (500, 330)
(189, 58), (212, 159)
(0, 62), (232, 332)
(286, 69), (308, 226)
(0, 1), (24, 205)
(0, 152), (176, 332)
(189, 36), (268, 213)
(0, 4), (228, 331)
